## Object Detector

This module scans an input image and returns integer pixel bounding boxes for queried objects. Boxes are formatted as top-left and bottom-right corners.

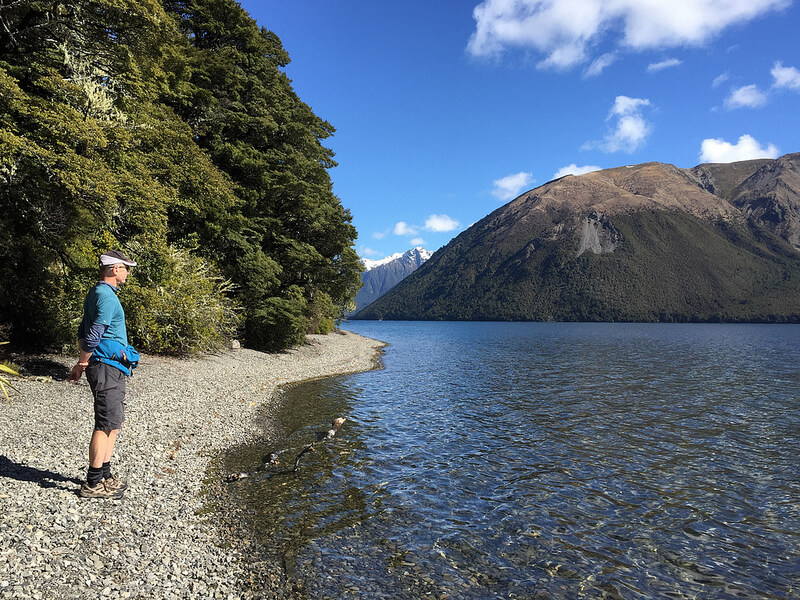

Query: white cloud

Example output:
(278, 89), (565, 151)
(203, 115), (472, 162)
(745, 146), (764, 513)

(584, 95), (652, 153)
(372, 230), (388, 239)
(491, 172), (534, 201)
(552, 164), (602, 179)
(393, 221), (418, 236)
(606, 96), (652, 152)
(712, 72), (729, 87)
(584, 52), (617, 77)
(467, 0), (789, 70)
(359, 246), (381, 258)
(609, 96), (649, 117)
(390, 215), (460, 242)
(647, 58), (682, 72)
(612, 116), (650, 152)
(771, 61), (800, 90)
(725, 84), (768, 109)
(424, 214), (460, 232)
(699, 134), (780, 163)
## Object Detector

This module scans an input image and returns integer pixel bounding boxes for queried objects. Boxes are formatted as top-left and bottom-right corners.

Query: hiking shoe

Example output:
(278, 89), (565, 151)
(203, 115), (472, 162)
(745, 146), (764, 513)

(78, 481), (124, 500)
(104, 474), (128, 493)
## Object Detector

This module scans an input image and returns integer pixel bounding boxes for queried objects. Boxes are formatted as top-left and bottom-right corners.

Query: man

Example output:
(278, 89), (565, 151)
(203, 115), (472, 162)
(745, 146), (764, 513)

(69, 250), (138, 499)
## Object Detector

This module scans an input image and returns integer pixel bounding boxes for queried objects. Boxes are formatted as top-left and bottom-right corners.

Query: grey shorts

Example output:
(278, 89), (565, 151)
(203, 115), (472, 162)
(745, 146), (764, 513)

(86, 362), (126, 432)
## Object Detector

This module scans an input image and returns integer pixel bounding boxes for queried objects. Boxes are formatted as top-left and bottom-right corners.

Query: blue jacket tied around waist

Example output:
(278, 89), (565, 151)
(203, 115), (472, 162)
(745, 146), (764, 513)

(91, 339), (140, 376)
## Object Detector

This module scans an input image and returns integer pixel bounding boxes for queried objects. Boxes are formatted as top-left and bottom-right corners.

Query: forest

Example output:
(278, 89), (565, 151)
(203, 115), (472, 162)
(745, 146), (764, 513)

(0, 0), (362, 353)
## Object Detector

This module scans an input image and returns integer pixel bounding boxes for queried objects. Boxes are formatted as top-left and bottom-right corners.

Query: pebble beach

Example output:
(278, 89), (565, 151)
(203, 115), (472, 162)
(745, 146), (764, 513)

(0, 331), (385, 599)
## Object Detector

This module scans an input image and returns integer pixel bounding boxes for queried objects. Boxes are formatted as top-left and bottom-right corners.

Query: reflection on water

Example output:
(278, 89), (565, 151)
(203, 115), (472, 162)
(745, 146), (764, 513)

(224, 323), (800, 599)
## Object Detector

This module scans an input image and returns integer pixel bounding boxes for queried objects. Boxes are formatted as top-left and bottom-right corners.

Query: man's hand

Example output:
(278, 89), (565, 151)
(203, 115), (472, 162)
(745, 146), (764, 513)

(69, 363), (87, 382)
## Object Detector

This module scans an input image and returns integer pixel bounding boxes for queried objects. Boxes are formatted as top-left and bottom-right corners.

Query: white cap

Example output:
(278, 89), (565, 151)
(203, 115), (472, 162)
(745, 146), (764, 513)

(99, 250), (137, 267)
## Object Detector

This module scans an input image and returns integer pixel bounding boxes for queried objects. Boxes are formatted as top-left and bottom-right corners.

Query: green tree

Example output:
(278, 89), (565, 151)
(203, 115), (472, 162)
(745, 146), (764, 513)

(163, 0), (361, 350)
(0, 1), (241, 352)
(0, 0), (362, 353)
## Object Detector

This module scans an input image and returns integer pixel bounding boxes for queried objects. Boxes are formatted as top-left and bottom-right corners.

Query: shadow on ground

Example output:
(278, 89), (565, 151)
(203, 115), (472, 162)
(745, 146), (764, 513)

(15, 357), (70, 381)
(0, 455), (82, 490)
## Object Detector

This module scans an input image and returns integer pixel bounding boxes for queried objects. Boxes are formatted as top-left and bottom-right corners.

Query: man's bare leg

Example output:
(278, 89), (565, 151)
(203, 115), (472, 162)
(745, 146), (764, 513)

(89, 429), (119, 468)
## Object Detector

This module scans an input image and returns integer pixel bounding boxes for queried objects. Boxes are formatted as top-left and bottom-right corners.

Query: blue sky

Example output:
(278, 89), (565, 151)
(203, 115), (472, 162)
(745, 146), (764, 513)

(239, 0), (800, 259)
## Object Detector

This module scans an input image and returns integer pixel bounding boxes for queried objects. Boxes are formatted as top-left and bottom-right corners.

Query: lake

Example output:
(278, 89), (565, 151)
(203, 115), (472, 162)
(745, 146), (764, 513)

(224, 322), (800, 599)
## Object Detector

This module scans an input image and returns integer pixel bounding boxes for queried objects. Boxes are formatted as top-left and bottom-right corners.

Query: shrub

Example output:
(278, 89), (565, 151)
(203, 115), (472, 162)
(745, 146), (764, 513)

(0, 342), (21, 405)
(306, 292), (337, 335)
(245, 289), (308, 352)
(123, 246), (242, 355)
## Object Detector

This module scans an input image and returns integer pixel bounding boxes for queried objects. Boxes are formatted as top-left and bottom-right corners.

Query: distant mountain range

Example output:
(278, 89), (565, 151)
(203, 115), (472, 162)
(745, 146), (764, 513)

(352, 247), (432, 313)
(355, 153), (800, 323)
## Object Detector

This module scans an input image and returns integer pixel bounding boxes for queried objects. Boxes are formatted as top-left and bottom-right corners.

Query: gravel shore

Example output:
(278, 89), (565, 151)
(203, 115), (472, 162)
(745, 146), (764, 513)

(0, 331), (385, 599)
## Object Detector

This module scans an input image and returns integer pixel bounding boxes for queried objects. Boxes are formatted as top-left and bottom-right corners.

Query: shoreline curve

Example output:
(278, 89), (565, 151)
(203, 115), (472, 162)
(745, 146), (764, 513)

(0, 330), (386, 599)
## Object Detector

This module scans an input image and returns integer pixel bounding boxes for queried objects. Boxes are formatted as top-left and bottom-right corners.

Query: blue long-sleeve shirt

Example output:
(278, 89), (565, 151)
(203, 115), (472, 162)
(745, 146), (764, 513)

(77, 282), (127, 352)
(78, 322), (109, 352)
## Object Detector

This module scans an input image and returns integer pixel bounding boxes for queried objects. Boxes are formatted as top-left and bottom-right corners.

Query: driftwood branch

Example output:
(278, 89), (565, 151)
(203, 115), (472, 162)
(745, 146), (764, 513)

(224, 418), (346, 483)
(292, 445), (315, 472)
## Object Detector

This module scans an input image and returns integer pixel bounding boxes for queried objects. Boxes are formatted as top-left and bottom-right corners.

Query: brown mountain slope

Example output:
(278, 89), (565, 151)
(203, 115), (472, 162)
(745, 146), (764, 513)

(516, 162), (743, 221)
(689, 159), (773, 200)
(727, 152), (800, 250)
(463, 160), (746, 266)
(576, 162), (746, 219)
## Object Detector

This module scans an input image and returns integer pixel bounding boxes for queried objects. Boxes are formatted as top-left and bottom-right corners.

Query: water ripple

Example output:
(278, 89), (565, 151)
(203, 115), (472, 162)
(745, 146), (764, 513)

(225, 323), (800, 599)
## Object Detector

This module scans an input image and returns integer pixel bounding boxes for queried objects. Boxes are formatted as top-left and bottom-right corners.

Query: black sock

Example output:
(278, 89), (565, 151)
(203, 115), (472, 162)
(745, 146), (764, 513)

(87, 466), (104, 486)
(102, 461), (112, 480)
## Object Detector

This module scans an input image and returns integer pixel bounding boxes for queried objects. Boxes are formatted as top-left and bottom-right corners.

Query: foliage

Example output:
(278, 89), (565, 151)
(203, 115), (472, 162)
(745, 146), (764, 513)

(245, 292), (308, 352)
(306, 292), (337, 335)
(0, 0), (361, 353)
(123, 246), (241, 355)
(161, 0), (362, 350)
(0, 342), (21, 405)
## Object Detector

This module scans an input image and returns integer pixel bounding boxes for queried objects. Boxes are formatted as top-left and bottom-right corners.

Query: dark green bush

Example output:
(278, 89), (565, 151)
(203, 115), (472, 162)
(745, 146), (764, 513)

(245, 291), (308, 352)
(306, 292), (337, 335)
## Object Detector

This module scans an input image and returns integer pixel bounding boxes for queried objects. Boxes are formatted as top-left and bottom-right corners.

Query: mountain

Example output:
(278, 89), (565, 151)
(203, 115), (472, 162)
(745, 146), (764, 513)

(355, 154), (800, 323)
(352, 247), (433, 313)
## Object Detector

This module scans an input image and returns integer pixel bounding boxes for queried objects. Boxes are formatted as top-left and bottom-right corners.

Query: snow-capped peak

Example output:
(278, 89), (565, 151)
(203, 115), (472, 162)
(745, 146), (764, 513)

(362, 252), (404, 271)
(362, 247), (432, 272)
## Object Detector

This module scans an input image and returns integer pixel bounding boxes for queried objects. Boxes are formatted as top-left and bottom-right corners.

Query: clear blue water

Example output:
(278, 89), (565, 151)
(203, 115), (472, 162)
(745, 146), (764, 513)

(226, 322), (800, 599)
